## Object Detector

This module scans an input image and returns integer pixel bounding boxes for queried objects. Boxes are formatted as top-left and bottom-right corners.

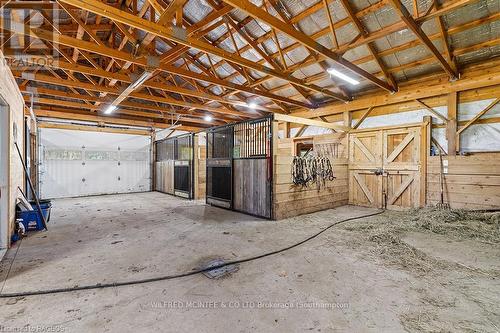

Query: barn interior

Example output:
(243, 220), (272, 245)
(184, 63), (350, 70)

(0, 0), (499, 331)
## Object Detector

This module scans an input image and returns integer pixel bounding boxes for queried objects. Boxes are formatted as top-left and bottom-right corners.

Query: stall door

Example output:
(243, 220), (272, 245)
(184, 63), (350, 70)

(206, 126), (233, 208)
(349, 131), (383, 208)
(232, 118), (272, 218)
(383, 128), (421, 209)
(349, 126), (422, 209)
(39, 128), (151, 199)
(173, 134), (194, 199)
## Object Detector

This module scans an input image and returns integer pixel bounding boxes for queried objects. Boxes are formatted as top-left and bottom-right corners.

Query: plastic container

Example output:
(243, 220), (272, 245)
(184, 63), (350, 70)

(16, 200), (52, 231)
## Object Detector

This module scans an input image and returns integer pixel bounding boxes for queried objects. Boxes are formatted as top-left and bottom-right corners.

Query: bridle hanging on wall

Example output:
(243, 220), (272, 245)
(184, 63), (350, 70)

(291, 153), (335, 189)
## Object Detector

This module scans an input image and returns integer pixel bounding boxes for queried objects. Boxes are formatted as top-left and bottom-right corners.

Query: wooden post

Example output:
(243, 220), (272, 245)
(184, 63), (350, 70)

(446, 92), (458, 155)
(150, 130), (156, 192)
(193, 133), (199, 199)
(284, 121), (290, 139)
(421, 116), (432, 207)
(343, 111), (352, 129)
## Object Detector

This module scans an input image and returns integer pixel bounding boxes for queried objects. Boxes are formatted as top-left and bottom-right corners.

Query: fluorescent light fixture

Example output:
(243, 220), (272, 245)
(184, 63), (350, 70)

(247, 102), (258, 109)
(104, 105), (117, 114)
(130, 71), (152, 90)
(204, 115), (213, 122)
(327, 68), (360, 85)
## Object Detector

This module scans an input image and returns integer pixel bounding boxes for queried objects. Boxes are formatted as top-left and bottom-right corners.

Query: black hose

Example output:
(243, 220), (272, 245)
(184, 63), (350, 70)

(0, 210), (385, 298)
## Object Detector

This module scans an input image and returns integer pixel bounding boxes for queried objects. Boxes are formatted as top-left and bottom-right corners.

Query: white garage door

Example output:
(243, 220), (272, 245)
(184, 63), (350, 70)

(39, 128), (151, 199)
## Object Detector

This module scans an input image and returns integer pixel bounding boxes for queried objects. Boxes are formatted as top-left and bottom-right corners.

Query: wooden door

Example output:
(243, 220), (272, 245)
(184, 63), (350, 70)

(349, 126), (423, 209)
(383, 128), (421, 209)
(349, 131), (383, 208)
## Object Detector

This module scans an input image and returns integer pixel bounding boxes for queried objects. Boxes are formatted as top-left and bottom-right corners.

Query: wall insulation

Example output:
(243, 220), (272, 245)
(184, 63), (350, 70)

(39, 128), (151, 199)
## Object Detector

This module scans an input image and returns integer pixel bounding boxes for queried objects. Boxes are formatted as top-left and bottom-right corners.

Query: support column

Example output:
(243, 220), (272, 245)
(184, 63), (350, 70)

(343, 111), (352, 130)
(446, 92), (458, 155)
(421, 116), (432, 207)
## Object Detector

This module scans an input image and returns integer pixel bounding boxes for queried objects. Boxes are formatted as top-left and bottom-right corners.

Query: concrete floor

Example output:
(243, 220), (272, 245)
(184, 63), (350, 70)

(0, 192), (498, 332)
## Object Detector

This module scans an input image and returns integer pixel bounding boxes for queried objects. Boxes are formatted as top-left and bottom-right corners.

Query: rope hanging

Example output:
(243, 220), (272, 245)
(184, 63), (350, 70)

(291, 153), (336, 189)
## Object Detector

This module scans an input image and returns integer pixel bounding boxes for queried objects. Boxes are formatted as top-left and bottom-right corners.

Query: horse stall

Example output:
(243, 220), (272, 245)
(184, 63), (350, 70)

(206, 116), (273, 218)
(154, 133), (195, 199)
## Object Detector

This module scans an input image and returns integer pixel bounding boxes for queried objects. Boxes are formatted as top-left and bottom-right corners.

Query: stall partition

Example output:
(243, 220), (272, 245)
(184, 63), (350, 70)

(155, 134), (194, 199)
(206, 116), (273, 219)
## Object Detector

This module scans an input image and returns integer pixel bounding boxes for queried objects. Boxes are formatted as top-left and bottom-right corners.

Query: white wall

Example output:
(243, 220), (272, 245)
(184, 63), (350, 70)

(0, 51), (28, 249)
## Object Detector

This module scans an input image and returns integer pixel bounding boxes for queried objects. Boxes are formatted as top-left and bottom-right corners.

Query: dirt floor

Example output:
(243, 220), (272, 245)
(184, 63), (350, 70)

(0, 192), (498, 332)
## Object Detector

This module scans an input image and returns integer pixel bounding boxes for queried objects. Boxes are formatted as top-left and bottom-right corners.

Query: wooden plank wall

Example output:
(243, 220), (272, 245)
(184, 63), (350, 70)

(426, 153), (500, 209)
(273, 134), (349, 220)
(233, 159), (271, 218)
(195, 144), (206, 200)
(155, 160), (174, 194)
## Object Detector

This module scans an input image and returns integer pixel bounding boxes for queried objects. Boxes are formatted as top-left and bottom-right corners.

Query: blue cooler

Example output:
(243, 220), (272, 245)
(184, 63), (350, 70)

(16, 200), (52, 231)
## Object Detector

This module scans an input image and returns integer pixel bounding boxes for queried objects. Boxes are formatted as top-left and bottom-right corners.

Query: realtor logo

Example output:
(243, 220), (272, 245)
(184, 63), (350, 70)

(0, 1), (59, 64)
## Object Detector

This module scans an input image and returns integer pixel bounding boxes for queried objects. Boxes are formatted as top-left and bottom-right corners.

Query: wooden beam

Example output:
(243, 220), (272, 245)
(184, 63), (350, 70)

(10, 56), (280, 113)
(447, 92), (458, 155)
(221, 0), (394, 92)
(457, 97), (499, 135)
(273, 113), (348, 131)
(387, 0), (458, 79)
(415, 99), (448, 122)
(21, 81), (248, 118)
(3, 22), (312, 109)
(292, 59), (500, 118)
(339, 0), (397, 91)
(34, 109), (201, 131)
(38, 122), (152, 136)
(421, 115), (432, 206)
(55, 0), (348, 101)
(293, 125), (308, 138)
(352, 107), (374, 129)
(343, 111), (352, 129)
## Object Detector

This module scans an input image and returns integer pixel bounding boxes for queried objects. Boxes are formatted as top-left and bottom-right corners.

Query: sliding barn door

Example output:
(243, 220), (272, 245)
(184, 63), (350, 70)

(349, 125), (422, 209)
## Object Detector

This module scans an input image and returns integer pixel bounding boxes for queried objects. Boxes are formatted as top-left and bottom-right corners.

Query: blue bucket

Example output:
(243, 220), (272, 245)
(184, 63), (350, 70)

(16, 200), (52, 231)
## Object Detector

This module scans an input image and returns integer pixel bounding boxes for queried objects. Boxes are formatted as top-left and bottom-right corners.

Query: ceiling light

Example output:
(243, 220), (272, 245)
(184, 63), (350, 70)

(327, 68), (360, 86)
(104, 105), (117, 114)
(248, 102), (258, 109)
(204, 115), (213, 122)
(130, 71), (153, 90)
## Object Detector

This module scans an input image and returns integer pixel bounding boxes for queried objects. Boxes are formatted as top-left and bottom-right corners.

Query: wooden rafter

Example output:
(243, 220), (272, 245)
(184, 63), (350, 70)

(387, 0), (458, 79)
(56, 0), (348, 102)
(222, 0), (394, 92)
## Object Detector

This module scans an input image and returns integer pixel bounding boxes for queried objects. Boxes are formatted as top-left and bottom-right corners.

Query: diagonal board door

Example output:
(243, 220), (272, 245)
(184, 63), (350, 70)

(349, 126), (422, 209)
(382, 128), (421, 209)
(349, 131), (383, 208)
